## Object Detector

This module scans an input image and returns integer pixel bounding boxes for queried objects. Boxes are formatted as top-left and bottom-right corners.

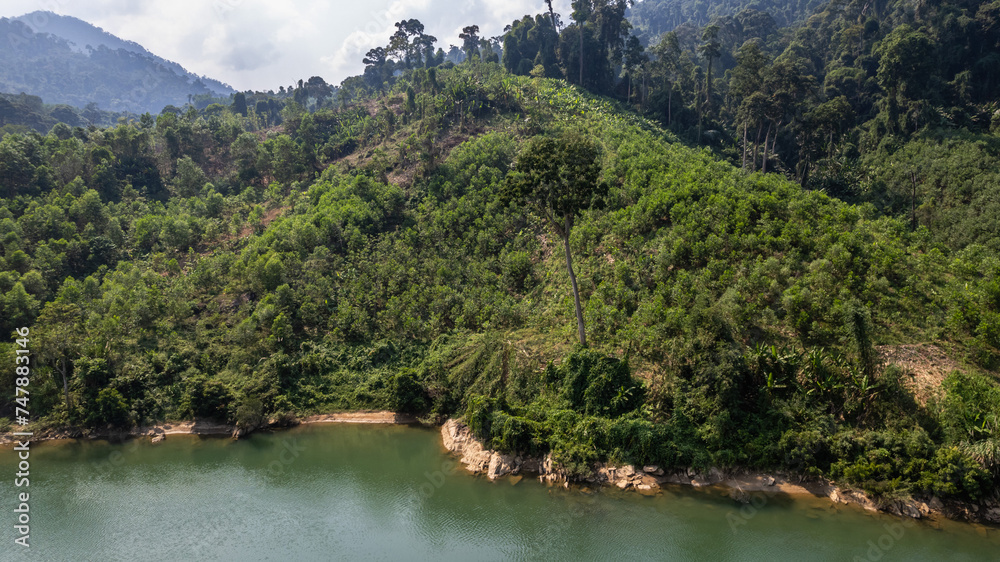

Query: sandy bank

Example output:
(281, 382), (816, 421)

(0, 410), (415, 445)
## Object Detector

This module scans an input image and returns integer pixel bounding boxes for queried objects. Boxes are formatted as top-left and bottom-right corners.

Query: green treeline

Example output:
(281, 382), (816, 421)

(0, 7), (999, 507)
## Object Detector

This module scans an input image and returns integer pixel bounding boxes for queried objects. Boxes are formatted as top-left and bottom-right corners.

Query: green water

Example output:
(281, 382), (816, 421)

(1, 424), (998, 561)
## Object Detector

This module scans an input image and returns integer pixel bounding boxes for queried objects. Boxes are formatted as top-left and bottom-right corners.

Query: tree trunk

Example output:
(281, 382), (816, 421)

(705, 58), (713, 118)
(562, 217), (587, 347)
(57, 359), (71, 411)
(667, 84), (673, 127)
(770, 120), (781, 156)
(742, 120), (748, 170)
(753, 122), (762, 171)
(579, 23), (584, 87)
(762, 121), (772, 174)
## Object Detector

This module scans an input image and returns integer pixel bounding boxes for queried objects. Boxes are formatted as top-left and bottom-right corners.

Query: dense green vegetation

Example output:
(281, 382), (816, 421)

(1, 3), (999, 509)
(0, 92), (124, 135)
(496, 0), (1000, 262)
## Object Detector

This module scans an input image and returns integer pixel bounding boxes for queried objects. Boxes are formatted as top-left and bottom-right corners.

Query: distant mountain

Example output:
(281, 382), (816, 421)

(0, 11), (234, 114)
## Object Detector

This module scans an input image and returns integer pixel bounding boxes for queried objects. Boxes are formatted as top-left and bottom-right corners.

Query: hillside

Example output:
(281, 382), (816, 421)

(13, 11), (232, 97)
(0, 51), (997, 516)
(0, 12), (233, 114)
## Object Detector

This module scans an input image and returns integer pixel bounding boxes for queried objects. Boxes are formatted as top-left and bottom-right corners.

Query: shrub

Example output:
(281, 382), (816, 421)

(88, 388), (130, 428)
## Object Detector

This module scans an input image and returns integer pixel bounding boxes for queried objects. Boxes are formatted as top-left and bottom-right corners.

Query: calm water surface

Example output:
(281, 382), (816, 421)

(1, 423), (998, 561)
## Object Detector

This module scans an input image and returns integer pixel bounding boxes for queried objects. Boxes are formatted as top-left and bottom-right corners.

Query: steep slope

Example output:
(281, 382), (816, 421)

(0, 61), (997, 514)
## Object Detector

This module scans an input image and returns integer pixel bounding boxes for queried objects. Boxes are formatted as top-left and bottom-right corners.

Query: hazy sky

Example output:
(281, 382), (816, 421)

(0, 0), (573, 91)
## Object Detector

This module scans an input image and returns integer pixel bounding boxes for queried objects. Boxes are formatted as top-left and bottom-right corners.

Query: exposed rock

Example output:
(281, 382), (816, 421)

(150, 432), (165, 443)
(487, 453), (517, 480)
(731, 488), (751, 504)
(887, 500), (924, 519)
(637, 485), (657, 496)
(985, 508), (1000, 524)
(441, 419), (493, 473)
(441, 419), (467, 453)
(435, 419), (994, 523)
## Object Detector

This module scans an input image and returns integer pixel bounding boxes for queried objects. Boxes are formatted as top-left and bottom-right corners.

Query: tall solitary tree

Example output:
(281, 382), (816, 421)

(697, 24), (721, 128)
(460, 25), (481, 60)
(503, 130), (607, 346)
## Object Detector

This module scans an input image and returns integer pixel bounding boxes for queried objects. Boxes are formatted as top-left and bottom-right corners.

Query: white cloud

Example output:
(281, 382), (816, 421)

(1, 0), (573, 91)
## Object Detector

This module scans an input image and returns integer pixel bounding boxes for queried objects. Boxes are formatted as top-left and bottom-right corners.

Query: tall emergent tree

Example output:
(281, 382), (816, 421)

(503, 130), (607, 346)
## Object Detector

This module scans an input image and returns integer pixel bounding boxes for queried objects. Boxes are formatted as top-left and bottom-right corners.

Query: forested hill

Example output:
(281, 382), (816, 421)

(12, 11), (233, 98)
(497, 0), (1000, 254)
(0, 5), (999, 516)
(628, 0), (827, 38)
(0, 12), (233, 114)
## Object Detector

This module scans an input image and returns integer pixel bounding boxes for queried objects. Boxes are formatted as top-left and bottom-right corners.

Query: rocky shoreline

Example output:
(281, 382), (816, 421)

(440, 418), (1000, 526)
(6, 413), (998, 526)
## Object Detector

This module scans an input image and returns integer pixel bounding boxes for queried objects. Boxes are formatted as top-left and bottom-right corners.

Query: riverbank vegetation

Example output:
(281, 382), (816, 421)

(1, 1), (999, 508)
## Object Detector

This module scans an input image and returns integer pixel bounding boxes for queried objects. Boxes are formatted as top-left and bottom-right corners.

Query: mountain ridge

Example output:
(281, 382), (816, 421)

(12, 11), (233, 97)
(0, 11), (234, 114)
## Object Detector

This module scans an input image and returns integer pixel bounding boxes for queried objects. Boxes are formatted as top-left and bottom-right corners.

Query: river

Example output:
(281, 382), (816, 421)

(1, 423), (998, 561)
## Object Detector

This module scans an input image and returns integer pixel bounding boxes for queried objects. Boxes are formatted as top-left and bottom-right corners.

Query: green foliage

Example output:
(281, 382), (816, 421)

(234, 395), (265, 433)
(1, 50), (998, 506)
(87, 388), (130, 428)
(546, 349), (644, 417)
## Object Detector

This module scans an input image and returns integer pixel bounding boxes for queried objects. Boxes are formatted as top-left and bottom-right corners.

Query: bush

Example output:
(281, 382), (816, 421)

(918, 447), (993, 501)
(390, 371), (429, 414)
(88, 388), (130, 428)
(548, 349), (644, 417)
(234, 396), (265, 434)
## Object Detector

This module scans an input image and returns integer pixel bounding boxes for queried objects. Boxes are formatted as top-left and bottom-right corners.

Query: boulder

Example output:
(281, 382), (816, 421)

(985, 508), (1000, 524)
(887, 500), (923, 519)
(730, 488), (751, 504)
(487, 453), (517, 480)
(636, 484), (657, 496)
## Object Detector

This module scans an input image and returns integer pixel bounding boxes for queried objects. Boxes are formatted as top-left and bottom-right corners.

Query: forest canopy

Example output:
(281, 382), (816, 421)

(1, 0), (1000, 511)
